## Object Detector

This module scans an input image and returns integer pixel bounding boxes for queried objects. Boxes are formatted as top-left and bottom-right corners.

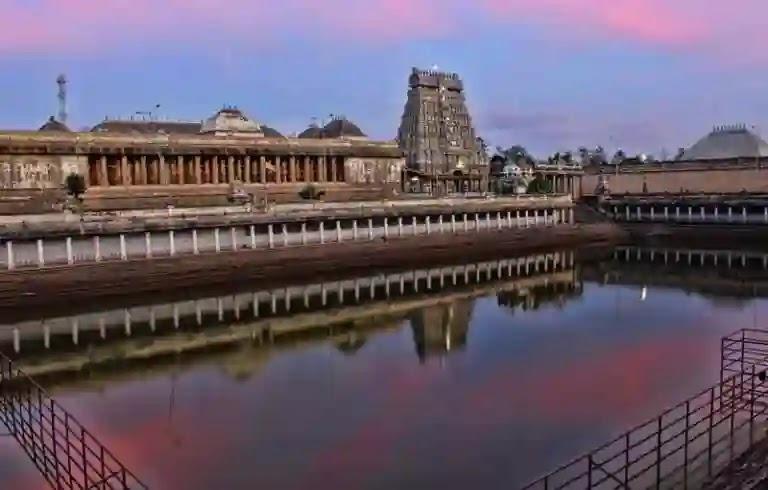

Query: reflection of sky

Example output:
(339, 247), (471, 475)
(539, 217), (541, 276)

(2, 283), (767, 489)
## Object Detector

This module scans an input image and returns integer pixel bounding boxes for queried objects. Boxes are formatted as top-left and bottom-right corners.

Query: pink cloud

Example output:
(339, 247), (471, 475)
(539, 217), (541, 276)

(481, 0), (708, 46)
(0, 0), (454, 56)
(1, 0), (766, 65)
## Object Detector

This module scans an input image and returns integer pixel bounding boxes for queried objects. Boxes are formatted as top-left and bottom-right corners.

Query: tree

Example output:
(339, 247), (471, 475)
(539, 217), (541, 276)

(65, 173), (86, 200)
(593, 146), (607, 165)
(611, 149), (626, 165)
(577, 147), (590, 165)
(526, 176), (553, 194)
(495, 145), (530, 165)
(298, 184), (325, 200)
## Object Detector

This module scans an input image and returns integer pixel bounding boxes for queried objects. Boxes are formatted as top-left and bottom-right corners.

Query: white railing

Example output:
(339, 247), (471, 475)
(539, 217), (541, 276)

(1, 208), (574, 271)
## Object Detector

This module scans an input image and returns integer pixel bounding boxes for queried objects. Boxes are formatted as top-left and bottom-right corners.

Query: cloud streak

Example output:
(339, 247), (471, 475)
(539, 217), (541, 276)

(2, 0), (766, 60)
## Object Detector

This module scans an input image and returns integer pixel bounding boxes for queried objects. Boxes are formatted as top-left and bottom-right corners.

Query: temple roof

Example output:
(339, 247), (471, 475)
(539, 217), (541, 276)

(298, 125), (324, 139)
(322, 118), (367, 139)
(91, 112), (284, 138)
(682, 125), (768, 160)
(200, 107), (263, 135)
(91, 120), (201, 135)
(39, 116), (71, 132)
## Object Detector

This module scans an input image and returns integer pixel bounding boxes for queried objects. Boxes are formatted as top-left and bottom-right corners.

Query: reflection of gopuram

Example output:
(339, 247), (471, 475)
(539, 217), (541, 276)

(410, 299), (473, 362)
(496, 280), (583, 313)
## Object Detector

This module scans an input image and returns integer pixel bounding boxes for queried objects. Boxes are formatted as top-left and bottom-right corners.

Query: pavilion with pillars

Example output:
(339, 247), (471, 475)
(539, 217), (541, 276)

(0, 107), (405, 212)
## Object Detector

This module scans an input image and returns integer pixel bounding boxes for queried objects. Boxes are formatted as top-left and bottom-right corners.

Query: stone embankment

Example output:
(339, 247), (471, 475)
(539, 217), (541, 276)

(0, 196), (572, 239)
(0, 223), (625, 311)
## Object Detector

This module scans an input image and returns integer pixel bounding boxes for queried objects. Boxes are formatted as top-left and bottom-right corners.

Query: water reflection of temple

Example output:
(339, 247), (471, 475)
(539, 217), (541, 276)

(0, 250), (577, 385)
(585, 246), (768, 299)
(410, 299), (473, 362)
(496, 280), (584, 313)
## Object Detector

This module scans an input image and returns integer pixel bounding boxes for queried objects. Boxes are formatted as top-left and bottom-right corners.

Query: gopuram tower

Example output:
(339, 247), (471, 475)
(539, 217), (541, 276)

(397, 67), (485, 191)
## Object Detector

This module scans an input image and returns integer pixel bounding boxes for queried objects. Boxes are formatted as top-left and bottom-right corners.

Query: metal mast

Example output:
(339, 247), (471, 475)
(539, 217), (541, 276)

(56, 74), (67, 123)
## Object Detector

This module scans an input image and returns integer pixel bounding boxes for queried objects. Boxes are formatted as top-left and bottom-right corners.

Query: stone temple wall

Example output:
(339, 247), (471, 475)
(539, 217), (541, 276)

(581, 165), (768, 196)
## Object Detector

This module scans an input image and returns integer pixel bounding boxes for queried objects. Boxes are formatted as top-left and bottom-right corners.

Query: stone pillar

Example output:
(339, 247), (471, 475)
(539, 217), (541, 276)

(259, 156), (267, 184)
(244, 155), (252, 183)
(140, 156), (148, 185)
(195, 156), (202, 184)
(178, 155), (185, 185)
(304, 155), (311, 182)
(100, 156), (109, 186)
(121, 155), (130, 185)
(319, 156), (326, 183)
(228, 156), (235, 183)
(212, 157), (220, 184)
(289, 155), (296, 182)
(159, 154), (168, 185)
(330, 156), (337, 182)
(274, 156), (282, 184)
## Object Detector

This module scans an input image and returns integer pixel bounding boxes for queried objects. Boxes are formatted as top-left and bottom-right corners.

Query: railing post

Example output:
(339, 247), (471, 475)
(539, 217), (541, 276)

(707, 386), (714, 477)
(5, 240), (15, 271)
(93, 236), (101, 262)
(282, 224), (289, 247)
(750, 365), (756, 447)
(119, 234), (127, 261)
(145, 231), (153, 258)
(684, 400), (690, 489)
(624, 432), (630, 487)
(412, 216), (418, 235)
(301, 223), (308, 245)
(250, 225), (257, 249)
(336, 221), (343, 243)
(319, 222), (324, 244)
(426, 216), (431, 235)
(214, 227), (221, 252)
(193, 229), (200, 254)
(463, 213), (468, 232)
(451, 214), (457, 233)
(384, 218), (389, 238)
(169, 230), (176, 256)
(368, 218), (374, 240)
(65, 236), (74, 265)
(81, 427), (89, 488)
(232, 226), (238, 251)
(37, 239), (45, 268)
(268, 224), (275, 248)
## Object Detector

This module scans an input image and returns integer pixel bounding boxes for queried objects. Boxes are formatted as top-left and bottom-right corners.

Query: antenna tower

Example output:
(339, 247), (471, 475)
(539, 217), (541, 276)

(56, 74), (68, 123)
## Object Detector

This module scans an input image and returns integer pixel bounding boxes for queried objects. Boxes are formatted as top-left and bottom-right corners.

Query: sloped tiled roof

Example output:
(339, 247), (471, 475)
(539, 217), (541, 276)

(91, 120), (201, 134)
(39, 116), (71, 132)
(683, 125), (768, 160)
(322, 118), (367, 138)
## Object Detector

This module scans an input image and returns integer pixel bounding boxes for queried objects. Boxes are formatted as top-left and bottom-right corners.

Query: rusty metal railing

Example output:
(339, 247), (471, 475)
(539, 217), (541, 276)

(0, 352), (147, 489)
(522, 329), (768, 490)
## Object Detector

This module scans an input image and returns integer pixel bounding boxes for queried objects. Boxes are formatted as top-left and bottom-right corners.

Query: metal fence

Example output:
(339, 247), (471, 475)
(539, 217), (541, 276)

(523, 329), (768, 490)
(0, 352), (147, 489)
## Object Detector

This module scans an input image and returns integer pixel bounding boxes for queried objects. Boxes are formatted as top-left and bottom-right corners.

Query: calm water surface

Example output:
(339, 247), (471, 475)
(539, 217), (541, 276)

(2, 247), (767, 489)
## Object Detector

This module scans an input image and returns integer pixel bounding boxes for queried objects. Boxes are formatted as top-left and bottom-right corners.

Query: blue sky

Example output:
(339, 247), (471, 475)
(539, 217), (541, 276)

(2, 0), (768, 157)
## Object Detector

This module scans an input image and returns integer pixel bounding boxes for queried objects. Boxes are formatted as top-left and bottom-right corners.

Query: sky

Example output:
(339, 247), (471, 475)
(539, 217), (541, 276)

(2, 0), (768, 156)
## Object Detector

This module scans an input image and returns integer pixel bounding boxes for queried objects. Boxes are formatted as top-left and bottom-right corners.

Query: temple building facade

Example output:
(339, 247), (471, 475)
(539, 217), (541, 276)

(398, 68), (488, 194)
(582, 124), (768, 196)
(0, 107), (405, 213)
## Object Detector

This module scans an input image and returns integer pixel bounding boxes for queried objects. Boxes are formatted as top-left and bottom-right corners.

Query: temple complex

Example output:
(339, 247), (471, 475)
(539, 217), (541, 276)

(0, 107), (405, 213)
(398, 68), (488, 194)
(582, 124), (768, 196)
